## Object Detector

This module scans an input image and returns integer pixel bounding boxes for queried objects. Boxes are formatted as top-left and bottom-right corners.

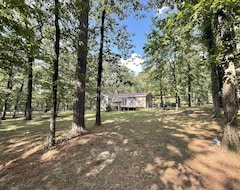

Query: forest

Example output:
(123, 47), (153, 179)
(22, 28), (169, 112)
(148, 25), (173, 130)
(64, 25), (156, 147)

(1, 0), (240, 189)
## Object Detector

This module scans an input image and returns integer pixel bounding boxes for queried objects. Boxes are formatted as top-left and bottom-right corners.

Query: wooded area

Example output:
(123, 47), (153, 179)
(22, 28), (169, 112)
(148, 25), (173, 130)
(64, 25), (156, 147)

(1, 1), (240, 188)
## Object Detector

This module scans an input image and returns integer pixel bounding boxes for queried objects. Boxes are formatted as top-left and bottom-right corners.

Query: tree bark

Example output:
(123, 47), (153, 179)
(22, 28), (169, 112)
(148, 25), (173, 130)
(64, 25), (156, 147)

(72, 0), (89, 133)
(171, 62), (178, 108)
(13, 82), (24, 119)
(1, 68), (13, 120)
(216, 9), (239, 152)
(95, 1), (107, 126)
(187, 63), (191, 107)
(203, 14), (221, 117)
(160, 86), (163, 108)
(217, 64), (224, 108)
(49, 0), (60, 147)
(211, 66), (221, 117)
(25, 57), (33, 120)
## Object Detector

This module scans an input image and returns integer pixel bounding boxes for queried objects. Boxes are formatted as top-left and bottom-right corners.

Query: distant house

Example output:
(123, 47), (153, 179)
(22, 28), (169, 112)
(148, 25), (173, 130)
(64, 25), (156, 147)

(101, 92), (154, 111)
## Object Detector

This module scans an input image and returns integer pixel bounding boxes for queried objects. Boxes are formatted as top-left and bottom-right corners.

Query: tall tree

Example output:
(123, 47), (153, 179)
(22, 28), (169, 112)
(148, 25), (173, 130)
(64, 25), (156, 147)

(215, 9), (239, 152)
(91, 0), (146, 125)
(49, 0), (60, 147)
(72, 0), (89, 132)
(25, 56), (33, 120)
(23, 1), (44, 120)
(95, 0), (107, 126)
(187, 63), (192, 107)
(202, 10), (221, 117)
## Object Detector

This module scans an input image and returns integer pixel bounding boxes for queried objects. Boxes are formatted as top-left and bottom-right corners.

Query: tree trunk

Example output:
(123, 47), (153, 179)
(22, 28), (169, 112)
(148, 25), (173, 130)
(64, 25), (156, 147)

(160, 87), (163, 108)
(72, 0), (89, 133)
(49, 0), (60, 147)
(25, 57), (33, 120)
(13, 82), (24, 119)
(1, 67), (13, 120)
(217, 64), (224, 108)
(95, 2), (106, 126)
(203, 14), (221, 117)
(211, 66), (221, 118)
(187, 63), (191, 107)
(171, 62), (178, 108)
(1, 99), (8, 120)
(216, 9), (239, 152)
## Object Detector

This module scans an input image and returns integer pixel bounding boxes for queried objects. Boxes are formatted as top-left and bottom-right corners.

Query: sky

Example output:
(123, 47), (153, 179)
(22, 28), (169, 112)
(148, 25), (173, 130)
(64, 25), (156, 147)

(120, 11), (154, 75)
(120, 6), (169, 75)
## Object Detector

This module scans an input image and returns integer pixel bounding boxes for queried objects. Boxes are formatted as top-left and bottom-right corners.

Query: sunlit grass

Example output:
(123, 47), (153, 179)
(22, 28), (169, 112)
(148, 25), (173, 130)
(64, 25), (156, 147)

(0, 110), (95, 134)
(2, 106), (240, 190)
(0, 107), (222, 141)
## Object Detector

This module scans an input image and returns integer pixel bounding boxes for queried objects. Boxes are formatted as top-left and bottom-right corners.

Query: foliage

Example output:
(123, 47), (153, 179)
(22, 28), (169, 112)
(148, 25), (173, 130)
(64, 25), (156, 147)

(105, 103), (112, 112)
(146, 0), (240, 152)
(143, 11), (210, 105)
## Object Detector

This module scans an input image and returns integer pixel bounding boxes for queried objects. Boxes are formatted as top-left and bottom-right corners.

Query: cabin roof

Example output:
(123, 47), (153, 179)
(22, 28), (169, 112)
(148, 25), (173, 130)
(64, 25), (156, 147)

(103, 92), (153, 99)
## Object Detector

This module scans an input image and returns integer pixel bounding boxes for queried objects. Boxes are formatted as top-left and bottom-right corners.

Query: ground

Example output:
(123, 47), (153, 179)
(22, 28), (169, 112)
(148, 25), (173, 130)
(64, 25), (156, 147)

(0, 108), (240, 190)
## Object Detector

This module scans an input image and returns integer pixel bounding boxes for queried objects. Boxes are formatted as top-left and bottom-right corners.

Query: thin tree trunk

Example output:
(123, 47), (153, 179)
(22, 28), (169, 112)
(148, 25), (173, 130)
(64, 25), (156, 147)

(13, 82), (24, 119)
(171, 62), (178, 108)
(72, 0), (89, 133)
(211, 66), (221, 117)
(217, 64), (224, 108)
(187, 63), (191, 107)
(1, 99), (8, 120)
(216, 9), (239, 152)
(95, 1), (106, 126)
(160, 87), (163, 108)
(25, 57), (33, 120)
(49, 0), (60, 147)
(1, 67), (13, 120)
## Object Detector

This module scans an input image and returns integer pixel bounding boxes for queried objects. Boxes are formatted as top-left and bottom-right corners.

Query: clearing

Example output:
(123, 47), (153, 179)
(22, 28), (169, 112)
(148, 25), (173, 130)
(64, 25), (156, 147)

(0, 108), (240, 190)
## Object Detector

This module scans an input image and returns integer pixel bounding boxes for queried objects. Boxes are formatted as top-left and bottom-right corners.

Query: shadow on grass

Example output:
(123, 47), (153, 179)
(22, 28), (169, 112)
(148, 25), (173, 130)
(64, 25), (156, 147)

(0, 108), (239, 190)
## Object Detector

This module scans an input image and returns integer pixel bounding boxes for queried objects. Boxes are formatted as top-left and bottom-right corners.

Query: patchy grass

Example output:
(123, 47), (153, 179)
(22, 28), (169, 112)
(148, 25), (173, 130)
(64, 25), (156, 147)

(0, 107), (240, 190)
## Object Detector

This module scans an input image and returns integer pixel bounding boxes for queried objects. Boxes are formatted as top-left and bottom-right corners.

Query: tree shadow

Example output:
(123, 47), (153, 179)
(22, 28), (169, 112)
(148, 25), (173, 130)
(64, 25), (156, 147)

(0, 109), (239, 190)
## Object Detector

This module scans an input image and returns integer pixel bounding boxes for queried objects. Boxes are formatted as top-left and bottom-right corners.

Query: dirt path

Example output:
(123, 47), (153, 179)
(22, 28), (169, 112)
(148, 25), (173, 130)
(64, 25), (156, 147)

(0, 109), (240, 190)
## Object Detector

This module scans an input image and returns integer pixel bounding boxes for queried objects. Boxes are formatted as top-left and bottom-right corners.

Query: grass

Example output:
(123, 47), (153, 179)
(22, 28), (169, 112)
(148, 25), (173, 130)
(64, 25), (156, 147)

(0, 106), (240, 190)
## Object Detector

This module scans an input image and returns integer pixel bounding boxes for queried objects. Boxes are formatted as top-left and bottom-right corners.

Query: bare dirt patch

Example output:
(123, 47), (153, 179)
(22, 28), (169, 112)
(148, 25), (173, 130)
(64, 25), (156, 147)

(0, 109), (240, 190)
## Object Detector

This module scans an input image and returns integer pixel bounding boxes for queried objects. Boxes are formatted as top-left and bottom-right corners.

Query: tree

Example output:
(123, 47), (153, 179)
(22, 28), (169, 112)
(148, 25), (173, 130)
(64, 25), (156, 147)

(1, 65), (13, 120)
(49, 0), (60, 147)
(23, 2), (43, 120)
(202, 8), (221, 117)
(12, 81), (24, 119)
(72, 0), (89, 132)
(102, 60), (138, 94)
(215, 9), (239, 152)
(25, 56), (33, 120)
(92, 0), (145, 125)
(95, 0), (107, 126)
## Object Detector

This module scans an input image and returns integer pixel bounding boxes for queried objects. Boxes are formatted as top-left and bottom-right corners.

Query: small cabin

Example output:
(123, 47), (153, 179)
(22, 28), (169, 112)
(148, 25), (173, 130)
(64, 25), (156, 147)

(101, 92), (154, 111)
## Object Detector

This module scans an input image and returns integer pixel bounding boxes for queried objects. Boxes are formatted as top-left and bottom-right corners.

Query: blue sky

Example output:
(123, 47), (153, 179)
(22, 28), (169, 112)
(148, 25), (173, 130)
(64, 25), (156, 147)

(120, 10), (154, 74)
(123, 13), (154, 56)
(120, 6), (169, 75)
